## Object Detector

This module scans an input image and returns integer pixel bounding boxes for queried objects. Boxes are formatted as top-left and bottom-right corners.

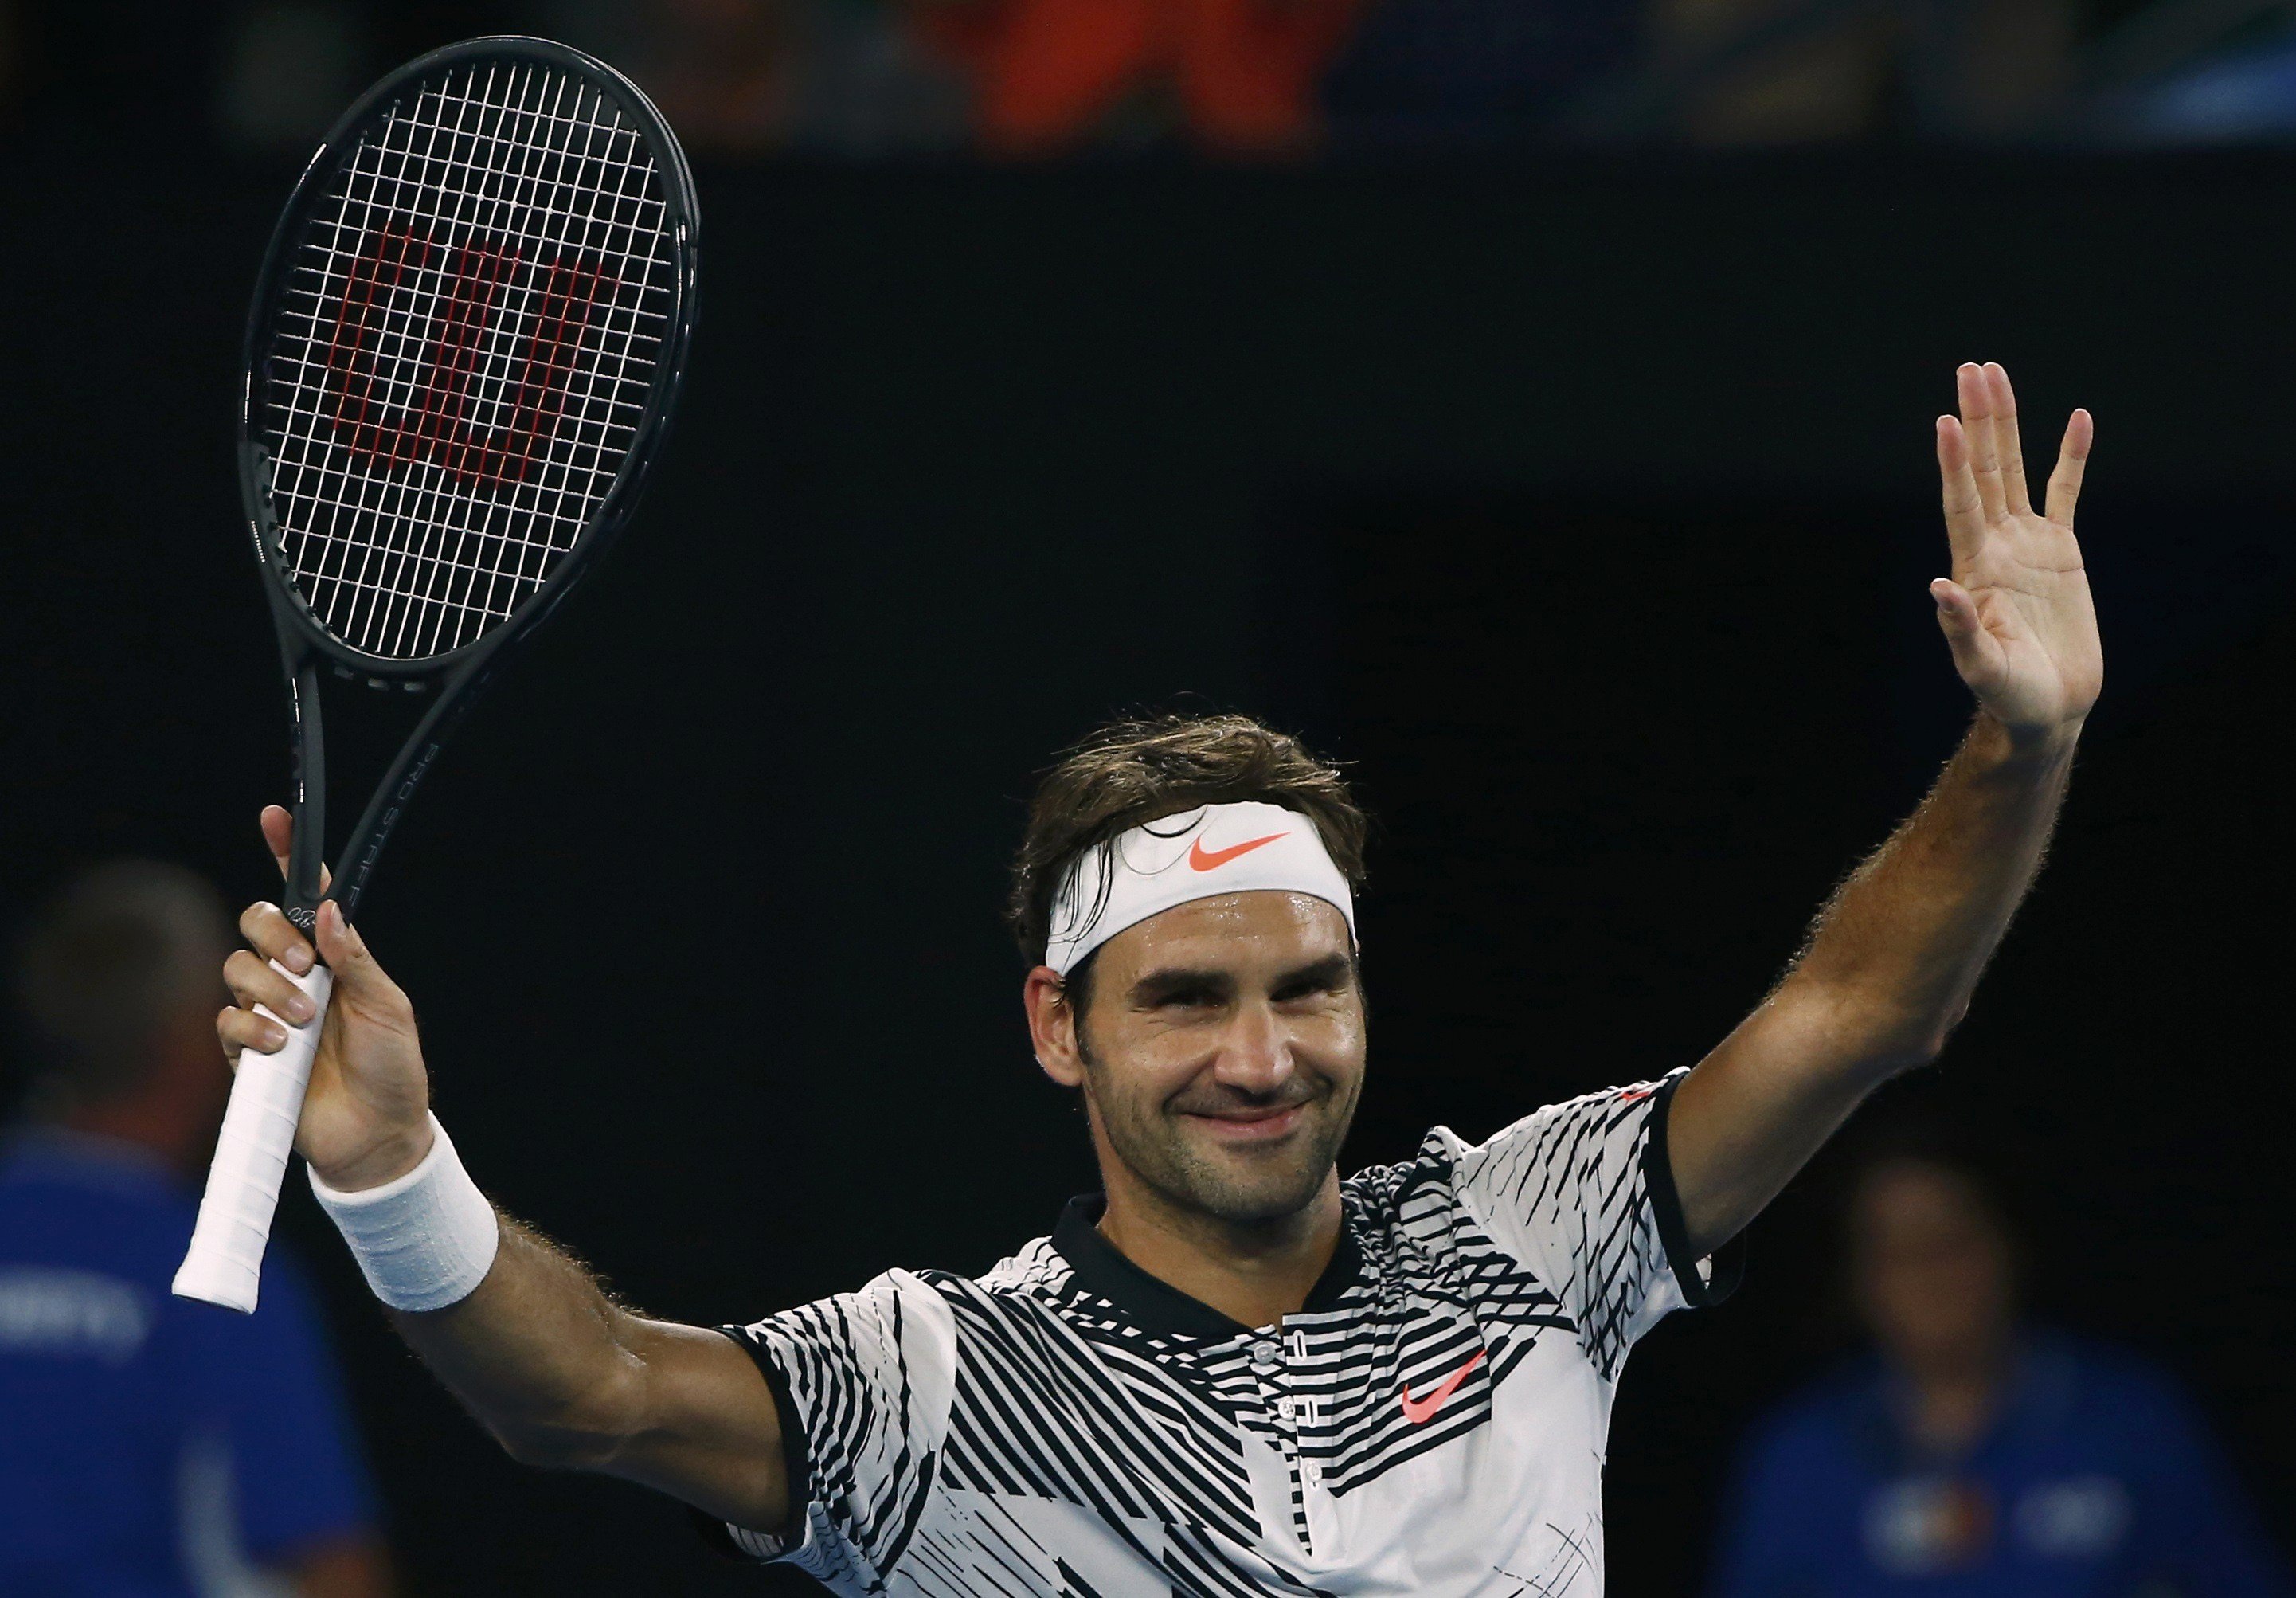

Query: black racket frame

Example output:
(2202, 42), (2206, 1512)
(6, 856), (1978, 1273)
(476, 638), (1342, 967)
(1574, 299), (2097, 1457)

(237, 36), (698, 932)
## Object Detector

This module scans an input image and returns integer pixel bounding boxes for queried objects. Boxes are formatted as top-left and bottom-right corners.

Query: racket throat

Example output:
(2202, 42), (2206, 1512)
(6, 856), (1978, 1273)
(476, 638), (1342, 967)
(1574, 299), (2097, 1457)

(285, 655), (330, 931)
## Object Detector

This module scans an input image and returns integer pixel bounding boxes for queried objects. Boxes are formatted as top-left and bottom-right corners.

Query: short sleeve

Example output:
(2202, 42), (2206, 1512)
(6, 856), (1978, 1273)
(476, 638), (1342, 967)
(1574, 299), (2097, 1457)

(201, 1254), (377, 1561)
(718, 1269), (956, 1588)
(1444, 1070), (1742, 1377)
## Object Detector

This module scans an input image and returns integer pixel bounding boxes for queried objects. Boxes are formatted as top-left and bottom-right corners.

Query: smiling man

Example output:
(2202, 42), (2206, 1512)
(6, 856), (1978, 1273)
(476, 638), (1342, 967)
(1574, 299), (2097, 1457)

(214, 362), (2100, 1594)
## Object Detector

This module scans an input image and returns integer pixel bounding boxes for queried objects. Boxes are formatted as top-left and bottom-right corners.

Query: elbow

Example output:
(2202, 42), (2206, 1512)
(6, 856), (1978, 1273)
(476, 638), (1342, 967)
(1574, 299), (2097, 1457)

(1872, 1011), (1964, 1077)
(490, 1415), (628, 1472)
(1902, 997), (1973, 1070)
(1804, 986), (1967, 1081)
(1883, 1035), (1950, 1076)
(485, 1364), (649, 1473)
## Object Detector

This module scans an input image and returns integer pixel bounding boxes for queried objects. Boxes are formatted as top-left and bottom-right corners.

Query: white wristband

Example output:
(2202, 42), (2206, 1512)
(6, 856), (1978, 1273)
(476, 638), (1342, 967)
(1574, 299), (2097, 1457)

(308, 1114), (500, 1312)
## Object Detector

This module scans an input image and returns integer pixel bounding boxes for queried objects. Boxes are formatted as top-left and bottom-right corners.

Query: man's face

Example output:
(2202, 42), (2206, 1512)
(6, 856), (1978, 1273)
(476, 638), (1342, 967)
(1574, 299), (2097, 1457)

(1850, 1160), (2013, 1373)
(1030, 892), (1366, 1226)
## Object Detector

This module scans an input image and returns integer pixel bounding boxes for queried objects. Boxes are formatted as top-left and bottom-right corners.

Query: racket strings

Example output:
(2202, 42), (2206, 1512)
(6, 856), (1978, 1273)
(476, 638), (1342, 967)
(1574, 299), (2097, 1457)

(262, 59), (675, 661)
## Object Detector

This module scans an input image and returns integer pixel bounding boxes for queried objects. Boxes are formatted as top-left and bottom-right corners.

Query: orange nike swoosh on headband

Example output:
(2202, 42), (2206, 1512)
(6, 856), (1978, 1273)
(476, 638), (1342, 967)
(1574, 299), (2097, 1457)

(1187, 833), (1288, 872)
(1398, 1349), (1486, 1424)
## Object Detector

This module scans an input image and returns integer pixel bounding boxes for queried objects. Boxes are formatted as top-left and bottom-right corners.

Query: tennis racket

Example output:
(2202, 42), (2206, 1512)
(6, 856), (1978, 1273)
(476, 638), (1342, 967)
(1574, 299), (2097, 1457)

(174, 37), (699, 1312)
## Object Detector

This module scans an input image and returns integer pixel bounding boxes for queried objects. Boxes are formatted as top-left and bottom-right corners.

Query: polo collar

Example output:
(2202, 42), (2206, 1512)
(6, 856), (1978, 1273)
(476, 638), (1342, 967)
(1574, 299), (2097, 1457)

(1050, 1193), (1365, 1341)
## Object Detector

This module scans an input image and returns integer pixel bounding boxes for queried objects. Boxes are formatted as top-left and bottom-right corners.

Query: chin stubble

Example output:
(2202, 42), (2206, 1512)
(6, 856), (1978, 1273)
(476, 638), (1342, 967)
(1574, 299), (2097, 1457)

(1089, 1060), (1359, 1225)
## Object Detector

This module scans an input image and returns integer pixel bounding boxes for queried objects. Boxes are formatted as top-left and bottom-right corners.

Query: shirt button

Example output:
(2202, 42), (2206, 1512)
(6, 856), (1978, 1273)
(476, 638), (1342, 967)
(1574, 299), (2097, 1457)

(1250, 1338), (1281, 1371)
(1276, 1396), (1296, 1421)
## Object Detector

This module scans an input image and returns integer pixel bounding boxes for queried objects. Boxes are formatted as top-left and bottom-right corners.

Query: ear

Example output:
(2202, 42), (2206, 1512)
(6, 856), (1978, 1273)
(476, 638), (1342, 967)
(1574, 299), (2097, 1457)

(1023, 966), (1085, 1088)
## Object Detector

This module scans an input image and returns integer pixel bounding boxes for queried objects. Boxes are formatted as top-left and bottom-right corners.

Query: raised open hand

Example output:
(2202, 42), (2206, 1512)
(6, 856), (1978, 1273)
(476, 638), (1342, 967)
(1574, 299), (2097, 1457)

(1932, 362), (2101, 742)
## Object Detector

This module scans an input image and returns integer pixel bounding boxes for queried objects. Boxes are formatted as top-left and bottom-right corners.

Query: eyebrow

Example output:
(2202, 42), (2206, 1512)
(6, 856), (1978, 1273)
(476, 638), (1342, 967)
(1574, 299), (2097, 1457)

(1129, 967), (1234, 1005)
(1273, 953), (1356, 993)
(1128, 952), (1356, 1005)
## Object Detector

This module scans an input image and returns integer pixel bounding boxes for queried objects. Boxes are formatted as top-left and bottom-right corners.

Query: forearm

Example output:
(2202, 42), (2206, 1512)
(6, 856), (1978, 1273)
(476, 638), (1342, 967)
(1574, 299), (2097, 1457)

(221, 852), (784, 1529)
(382, 1210), (788, 1527)
(391, 1213), (649, 1466)
(1790, 709), (2075, 1059)
(1671, 711), (2076, 1249)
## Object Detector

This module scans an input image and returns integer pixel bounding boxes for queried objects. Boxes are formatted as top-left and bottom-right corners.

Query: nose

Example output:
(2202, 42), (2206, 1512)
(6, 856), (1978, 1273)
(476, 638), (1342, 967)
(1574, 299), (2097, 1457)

(1211, 997), (1294, 1096)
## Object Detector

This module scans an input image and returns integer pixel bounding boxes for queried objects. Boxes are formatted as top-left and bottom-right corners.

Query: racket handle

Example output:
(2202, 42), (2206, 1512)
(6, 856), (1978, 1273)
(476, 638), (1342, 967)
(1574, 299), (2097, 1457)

(174, 961), (334, 1312)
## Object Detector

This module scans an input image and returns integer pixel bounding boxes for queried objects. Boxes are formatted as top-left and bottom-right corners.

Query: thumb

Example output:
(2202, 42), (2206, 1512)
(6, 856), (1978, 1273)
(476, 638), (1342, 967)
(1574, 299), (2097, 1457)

(1930, 578), (2004, 690)
(312, 901), (382, 993)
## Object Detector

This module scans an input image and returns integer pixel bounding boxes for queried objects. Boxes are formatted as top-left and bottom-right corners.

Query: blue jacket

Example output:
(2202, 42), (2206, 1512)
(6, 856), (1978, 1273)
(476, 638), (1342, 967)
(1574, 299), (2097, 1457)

(1712, 1335), (2288, 1598)
(0, 1129), (376, 1596)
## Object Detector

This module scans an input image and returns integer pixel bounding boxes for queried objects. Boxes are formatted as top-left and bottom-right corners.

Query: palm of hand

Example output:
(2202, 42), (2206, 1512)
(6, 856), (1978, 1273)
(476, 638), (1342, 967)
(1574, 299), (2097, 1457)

(1934, 364), (2101, 738)
(299, 984), (429, 1178)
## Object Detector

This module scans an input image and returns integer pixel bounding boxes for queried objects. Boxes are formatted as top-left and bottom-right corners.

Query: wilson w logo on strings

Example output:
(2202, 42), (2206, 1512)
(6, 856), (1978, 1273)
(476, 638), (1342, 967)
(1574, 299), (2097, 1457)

(322, 225), (621, 488)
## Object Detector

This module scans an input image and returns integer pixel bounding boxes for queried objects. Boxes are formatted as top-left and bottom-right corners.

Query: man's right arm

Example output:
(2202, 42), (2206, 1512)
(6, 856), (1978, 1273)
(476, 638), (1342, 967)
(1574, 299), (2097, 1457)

(390, 1211), (788, 1530)
(217, 806), (790, 1537)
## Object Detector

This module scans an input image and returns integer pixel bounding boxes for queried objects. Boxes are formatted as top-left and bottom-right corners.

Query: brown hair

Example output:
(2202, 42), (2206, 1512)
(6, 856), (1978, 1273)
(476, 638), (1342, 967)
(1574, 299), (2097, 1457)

(1007, 713), (1369, 979)
(13, 861), (233, 1106)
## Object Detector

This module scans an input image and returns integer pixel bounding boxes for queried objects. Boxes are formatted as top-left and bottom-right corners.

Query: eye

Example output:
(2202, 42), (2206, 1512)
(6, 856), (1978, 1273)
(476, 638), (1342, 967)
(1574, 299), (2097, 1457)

(1156, 985), (1221, 1010)
(1273, 971), (1347, 1005)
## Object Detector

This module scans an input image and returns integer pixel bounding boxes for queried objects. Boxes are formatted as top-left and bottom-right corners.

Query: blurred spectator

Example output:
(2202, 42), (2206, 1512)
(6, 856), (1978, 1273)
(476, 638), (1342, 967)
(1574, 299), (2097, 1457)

(1710, 1142), (2289, 1596)
(913, 0), (1367, 155)
(2, 864), (391, 1598)
(1642, 0), (1899, 142)
(2098, 23), (2296, 143)
(1320, 0), (1640, 147)
(540, 0), (968, 155)
(553, 0), (800, 147)
(1581, 0), (2076, 143)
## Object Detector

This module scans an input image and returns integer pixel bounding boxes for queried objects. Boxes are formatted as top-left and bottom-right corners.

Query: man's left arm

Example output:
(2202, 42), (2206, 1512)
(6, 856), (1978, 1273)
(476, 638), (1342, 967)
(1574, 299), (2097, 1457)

(1668, 362), (2101, 1258)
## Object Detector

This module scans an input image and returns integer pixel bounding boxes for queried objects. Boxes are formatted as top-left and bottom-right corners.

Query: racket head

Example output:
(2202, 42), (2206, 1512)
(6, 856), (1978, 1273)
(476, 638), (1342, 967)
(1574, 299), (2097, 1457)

(239, 36), (698, 679)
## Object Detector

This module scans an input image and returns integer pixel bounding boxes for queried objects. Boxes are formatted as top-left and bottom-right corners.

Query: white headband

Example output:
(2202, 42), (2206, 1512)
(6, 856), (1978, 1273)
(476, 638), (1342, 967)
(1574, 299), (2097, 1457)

(1043, 801), (1356, 977)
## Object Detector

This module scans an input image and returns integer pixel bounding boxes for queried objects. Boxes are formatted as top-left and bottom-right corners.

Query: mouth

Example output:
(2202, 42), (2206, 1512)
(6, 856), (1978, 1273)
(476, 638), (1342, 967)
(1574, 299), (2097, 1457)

(1179, 1103), (1308, 1142)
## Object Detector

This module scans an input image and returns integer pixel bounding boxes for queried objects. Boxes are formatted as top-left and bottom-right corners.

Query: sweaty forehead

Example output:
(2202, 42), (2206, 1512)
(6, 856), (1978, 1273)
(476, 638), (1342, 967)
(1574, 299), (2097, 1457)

(1090, 891), (1352, 977)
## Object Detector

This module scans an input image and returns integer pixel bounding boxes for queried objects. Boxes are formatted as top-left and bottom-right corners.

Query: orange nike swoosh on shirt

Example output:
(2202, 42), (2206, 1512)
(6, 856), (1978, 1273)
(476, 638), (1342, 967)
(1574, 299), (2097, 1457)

(1398, 1349), (1487, 1424)
(1187, 833), (1287, 872)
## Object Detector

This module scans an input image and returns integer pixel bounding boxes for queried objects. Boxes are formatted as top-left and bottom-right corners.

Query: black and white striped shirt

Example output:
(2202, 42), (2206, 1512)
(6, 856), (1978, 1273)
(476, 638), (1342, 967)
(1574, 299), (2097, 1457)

(710, 1071), (1740, 1596)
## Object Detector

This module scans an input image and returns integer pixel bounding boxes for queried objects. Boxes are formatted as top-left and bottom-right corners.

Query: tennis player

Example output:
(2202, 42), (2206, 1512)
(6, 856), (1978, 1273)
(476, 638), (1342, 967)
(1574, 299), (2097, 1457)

(215, 362), (2098, 1595)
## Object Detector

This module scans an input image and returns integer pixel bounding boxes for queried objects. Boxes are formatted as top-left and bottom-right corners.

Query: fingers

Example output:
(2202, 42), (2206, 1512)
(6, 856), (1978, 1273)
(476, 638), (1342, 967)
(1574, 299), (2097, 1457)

(1982, 363), (2032, 515)
(1936, 415), (1985, 567)
(259, 805), (332, 891)
(2046, 407), (2093, 525)
(1954, 363), (2008, 523)
(261, 805), (293, 878)
(234, 898), (397, 1016)
(224, 944), (318, 1020)
(239, 901), (315, 974)
(225, 897), (319, 1065)
(218, 908), (315, 1065)
(217, 1003), (290, 1062)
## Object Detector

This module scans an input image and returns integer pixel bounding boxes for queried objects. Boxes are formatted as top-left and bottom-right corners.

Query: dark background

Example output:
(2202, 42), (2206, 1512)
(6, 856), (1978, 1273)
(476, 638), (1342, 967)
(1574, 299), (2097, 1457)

(5, 3), (2295, 1593)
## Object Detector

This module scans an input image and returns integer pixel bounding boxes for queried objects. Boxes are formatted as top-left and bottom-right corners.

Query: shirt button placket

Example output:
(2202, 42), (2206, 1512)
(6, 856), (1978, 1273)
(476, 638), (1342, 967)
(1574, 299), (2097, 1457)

(1252, 1338), (1291, 1435)
(1287, 1328), (1324, 1494)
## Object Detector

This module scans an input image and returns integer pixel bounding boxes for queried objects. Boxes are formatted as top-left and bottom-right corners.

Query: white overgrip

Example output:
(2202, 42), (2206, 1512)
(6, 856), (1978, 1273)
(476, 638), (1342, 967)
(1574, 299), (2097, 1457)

(172, 959), (333, 1312)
